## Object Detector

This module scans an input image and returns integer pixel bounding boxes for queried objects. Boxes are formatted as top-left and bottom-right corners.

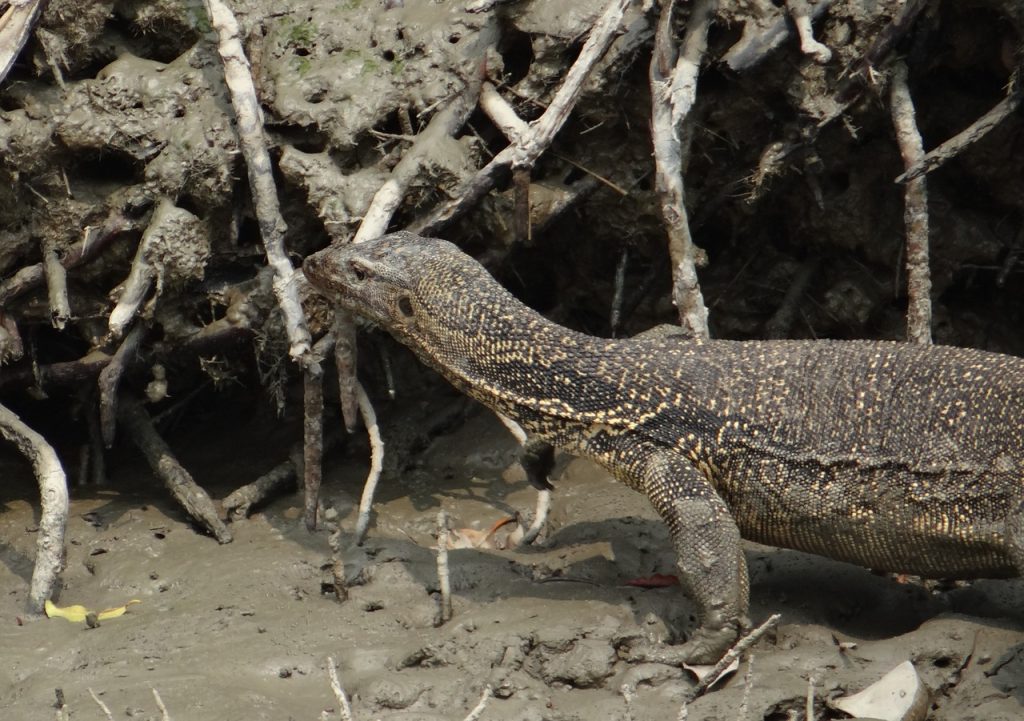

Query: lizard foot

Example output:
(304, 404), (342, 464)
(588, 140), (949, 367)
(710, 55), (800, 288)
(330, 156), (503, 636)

(625, 625), (739, 666)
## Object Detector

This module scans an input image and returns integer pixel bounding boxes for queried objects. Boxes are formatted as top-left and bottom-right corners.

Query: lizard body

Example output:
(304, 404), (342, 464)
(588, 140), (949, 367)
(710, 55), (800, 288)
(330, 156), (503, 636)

(304, 231), (1024, 663)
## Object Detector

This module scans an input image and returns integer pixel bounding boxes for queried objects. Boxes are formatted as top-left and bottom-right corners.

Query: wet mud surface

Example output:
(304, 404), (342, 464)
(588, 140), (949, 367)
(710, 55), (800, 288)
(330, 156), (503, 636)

(3, 406), (1024, 720)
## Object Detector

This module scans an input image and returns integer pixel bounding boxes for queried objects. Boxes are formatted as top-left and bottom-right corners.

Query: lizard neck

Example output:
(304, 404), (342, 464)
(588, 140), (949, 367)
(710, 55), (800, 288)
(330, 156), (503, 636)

(407, 271), (631, 427)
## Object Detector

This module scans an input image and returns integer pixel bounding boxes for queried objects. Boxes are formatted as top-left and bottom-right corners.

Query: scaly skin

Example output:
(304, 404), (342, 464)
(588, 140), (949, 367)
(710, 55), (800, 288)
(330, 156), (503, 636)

(304, 231), (1024, 663)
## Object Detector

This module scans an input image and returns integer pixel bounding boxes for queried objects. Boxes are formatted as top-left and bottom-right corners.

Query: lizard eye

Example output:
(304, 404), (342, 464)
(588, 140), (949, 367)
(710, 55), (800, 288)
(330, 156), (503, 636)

(350, 261), (368, 282)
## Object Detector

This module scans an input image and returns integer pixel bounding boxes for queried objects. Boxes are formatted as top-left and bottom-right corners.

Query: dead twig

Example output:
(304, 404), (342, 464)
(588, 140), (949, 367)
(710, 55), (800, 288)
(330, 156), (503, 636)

(739, 654), (755, 721)
(683, 613), (781, 703)
(0, 208), (131, 307)
(889, 61), (932, 345)
(610, 248), (629, 336)
(303, 362), (325, 532)
(222, 448), (301, 518)
(204, 0), (312, 363)
(303, 333), (334, 531)
(895, 77), (1022, 184)
(353, 381), (384, 545)
(806, 673), (816, 721)
(151, 688), (171, 721)
(332, 315), (359, 432)
(436, 509), (453, 625)
(328, 525), (347, 602)
(513, 166), (531, 245)
(479, 81), (527, 142)
(0, 401), (68, 614)
(326, 656), (355, 721)
(462, 685), (493, 721)
(118, 395), (232, 543)
(86, 395), (107, 484)
(41, 238), (70, 330)
(649, 0), (714, 337)
(415, 0), (631, 235)
(354, 79), (484, 242)
(107, 199), (202, 343)
(620, 683), (637, 721)
(481, 83), (625, 197)
(98, 323), (144, 447)
(87, 689), (113, 721)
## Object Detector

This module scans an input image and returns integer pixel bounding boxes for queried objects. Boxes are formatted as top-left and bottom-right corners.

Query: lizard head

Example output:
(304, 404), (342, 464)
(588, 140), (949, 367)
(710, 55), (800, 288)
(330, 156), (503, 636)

(303, 230), (490, 350)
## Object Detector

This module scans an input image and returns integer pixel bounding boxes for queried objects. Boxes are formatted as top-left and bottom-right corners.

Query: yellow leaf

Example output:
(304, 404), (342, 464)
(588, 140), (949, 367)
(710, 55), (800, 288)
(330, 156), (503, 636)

(45, 599), (89, 623)
(44, 598), (141, 623)
(97, 600), (141, 621)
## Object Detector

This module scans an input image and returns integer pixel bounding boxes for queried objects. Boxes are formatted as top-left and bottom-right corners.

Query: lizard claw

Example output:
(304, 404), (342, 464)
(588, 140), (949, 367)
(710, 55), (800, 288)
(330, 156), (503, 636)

(624, 625), (739, 666)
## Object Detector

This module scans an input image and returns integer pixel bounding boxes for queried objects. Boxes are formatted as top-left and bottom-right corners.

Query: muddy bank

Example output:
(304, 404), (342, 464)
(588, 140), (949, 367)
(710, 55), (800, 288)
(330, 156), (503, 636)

(3, 406), (1024, 720)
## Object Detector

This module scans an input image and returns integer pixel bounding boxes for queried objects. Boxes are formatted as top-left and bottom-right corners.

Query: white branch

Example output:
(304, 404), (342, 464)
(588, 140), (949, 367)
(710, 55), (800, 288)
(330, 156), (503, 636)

(0, 402), (68, 614)
(204, 0), (311, 362)
(353, 381), (384, 545)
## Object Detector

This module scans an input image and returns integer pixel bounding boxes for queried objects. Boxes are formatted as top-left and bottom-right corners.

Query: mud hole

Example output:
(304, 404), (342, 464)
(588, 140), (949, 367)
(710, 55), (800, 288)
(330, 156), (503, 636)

(3, 0), (1024, 719)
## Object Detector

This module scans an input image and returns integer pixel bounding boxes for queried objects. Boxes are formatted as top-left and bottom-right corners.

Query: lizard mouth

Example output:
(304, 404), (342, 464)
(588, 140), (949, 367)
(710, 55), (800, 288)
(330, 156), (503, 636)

(303, 245), (389, 324)
(303, 247), (353, 303)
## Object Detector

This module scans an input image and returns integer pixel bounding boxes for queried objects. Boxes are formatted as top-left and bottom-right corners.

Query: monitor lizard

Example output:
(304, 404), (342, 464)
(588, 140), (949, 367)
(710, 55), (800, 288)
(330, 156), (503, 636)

(304, 230), (1024, 664)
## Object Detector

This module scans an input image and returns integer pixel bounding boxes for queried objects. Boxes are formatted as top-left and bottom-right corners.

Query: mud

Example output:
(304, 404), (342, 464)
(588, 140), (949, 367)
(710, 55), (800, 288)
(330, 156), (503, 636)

(3, 402), (1024, 720)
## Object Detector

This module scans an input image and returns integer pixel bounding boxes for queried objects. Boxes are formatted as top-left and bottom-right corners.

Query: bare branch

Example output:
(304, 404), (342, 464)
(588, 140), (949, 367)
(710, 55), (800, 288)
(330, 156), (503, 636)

(88, 689), (113, 721)
(650, 0), (714, 337)
(889, 61), (932, 345)
(118, 395), (232, 543)
(436, 509), (452, 625)
(99, 323), (144, 447)
(415, 0), (631, 235)
(0, 402), (68, 614)
(353, 381), (384, 545)
(41, 239), (70, 330)
(354, 81), (484, 242)
(895, 81), (1022, 184)
(303, 362), (325, 532)
(332, 314), (359, 433)
(204, 0), (312, 362)
(462, 686), (493, 721)
(0, 208), (130, 307)
(326, 656), (355, 721)
(151, 688), (171, 721)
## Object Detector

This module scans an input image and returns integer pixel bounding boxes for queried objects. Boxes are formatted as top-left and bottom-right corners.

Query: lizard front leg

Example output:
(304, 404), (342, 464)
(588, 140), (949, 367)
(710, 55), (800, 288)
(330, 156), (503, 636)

(632, 448), (750, 665)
